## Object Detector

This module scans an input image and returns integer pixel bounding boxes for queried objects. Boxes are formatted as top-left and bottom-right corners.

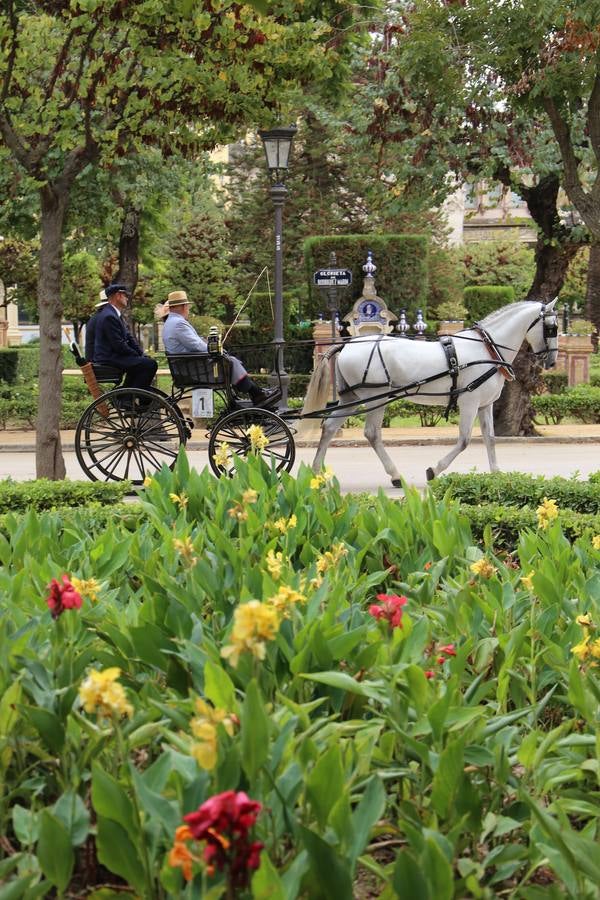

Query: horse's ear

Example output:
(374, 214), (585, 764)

(545, 297), (558, 311)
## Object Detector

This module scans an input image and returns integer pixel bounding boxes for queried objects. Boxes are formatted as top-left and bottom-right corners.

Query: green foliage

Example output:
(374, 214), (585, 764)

(2, 456), (600, 895)
(541, 369), (568, 393)
(304, 234), (428, 321)
(0, 347), (39, 384)
(0, 479), (131, 514)
(61, 251), (101, 326)
(532, 385), (600, 424)
(463, 285), (516, 320)
(431, 471), (600, 514)
(462, 241), (535, 300)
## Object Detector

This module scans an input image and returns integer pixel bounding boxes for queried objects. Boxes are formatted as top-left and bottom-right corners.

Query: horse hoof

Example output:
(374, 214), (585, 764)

(426, 467), (435, 482)
(391, 478), (402, 488)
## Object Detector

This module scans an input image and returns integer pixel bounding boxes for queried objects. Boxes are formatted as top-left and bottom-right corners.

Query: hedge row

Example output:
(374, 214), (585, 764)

(458, 502), (600, 548)
(0, 479), (132, 513)
(463, 285), (516, 321)
(431, 471), (600, 514)
(532, 385), (600, 424)
(303, 234), (428, 322)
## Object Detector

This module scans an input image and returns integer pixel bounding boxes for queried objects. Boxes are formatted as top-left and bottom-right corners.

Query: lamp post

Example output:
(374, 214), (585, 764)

(258, 124), (297, 407)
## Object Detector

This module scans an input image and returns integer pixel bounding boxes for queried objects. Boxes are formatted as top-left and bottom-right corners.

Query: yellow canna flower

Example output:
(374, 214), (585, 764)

(228, 502), (248, 521)
(173, 536), (198, 567)
(520, 571), (535, 592)
(266, 549), (283, 580)
(268, 585), (306, 616)
(470, 558), (497, 579)
(189, 698), (236, 770)
(571, 634), (591, 662)
(221, 600), (280, 668)
(246, 424), (269, 452)
(576, 613), (594, 628)
(590, 638), (600, 659)
(71, 577), (101, 604)
(592, 535), (600, 550)
(316, 542), (348, 575)
(272, 514), (297, 534)
(242, 489), (258, 504)
(79, 668), (133, 719)
(536, 497), (558, 530)
(143, 476), (153, 487)
(310, 466), (334, 489)
(169, 492), (188, 509)
(213, 441), (231, 469)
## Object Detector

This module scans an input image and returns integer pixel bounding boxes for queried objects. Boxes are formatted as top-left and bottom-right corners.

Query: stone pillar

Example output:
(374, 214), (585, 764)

(6, 302), (21, 346)
(0, 320), (8, 347)
(312, 319), (339, 402)
(556, 334), (593, 385)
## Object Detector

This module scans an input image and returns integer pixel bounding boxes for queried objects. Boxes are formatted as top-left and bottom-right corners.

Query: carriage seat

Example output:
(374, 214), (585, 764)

(167, 353), (232, 389)
(91, 364), (124, 385)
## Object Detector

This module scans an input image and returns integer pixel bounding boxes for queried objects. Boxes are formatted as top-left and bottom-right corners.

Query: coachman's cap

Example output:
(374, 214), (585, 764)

(95, 288), (108, 308)
(105, 283), (129, 298)
(166, 290), (189, 307)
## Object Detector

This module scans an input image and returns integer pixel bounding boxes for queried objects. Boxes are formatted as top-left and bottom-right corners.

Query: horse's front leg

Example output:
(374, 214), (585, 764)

(478, 402), (499, 472)
(312, 408), (349, 472)
(364, 405), (402, 487)
(426, 400), (478, 481)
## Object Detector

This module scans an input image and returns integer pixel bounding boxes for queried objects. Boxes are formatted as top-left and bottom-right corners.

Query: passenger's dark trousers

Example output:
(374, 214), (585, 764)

(100, 356), (158, 390)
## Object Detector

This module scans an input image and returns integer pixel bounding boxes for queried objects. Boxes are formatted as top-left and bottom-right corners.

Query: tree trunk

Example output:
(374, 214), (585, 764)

(493, 173), (580, 435)
(36, 185), (68, 479)
(585, 242), (600, 336)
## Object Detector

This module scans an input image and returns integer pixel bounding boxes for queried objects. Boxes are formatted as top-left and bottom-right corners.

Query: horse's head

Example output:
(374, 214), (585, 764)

(527, 299), (559, 369)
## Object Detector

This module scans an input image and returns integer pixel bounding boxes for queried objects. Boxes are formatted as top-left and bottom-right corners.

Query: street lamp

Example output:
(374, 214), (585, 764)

(258, 124), (297, 407)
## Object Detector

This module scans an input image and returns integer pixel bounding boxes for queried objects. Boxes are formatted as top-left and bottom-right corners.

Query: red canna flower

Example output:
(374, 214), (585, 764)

(424, 670), (435, 679)
(182, 791), (263, 889)
(439, 644), (456, 657)
(46, 575), (83, 620)
(368, 594), (407, 629)
(424, 562), (432, 571)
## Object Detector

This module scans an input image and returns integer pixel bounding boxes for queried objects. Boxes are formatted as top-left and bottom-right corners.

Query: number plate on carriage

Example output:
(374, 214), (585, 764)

(192, 389), (214, 418)
(313, 268), (353, 287)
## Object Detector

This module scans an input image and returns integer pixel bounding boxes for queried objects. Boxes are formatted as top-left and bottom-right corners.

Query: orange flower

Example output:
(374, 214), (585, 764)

(169, 839), (195, 882)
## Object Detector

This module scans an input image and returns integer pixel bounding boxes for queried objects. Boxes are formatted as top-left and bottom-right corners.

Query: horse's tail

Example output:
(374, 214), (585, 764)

(296, 346), (340, 437)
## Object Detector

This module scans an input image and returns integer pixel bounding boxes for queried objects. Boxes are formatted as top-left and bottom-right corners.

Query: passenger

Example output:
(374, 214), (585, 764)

(93, 283), (158, 390)
(162, 290), (278, 407)
(85, 289), (108, 361)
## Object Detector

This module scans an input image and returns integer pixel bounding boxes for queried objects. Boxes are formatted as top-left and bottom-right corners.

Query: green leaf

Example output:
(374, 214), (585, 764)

(299, 826), (353, 900)
(350, 775), (386, 865)
(22, 706), (65, 754)
(241, 679), (269, 782)
(431, 736), (465, 819)
(252, 851), (285, 899)
(423, 836), (453, 900)
(306, 744), (346, 830)
(0, 877), (36, 900)
(392, 849), (430, 900)
(204, 658), (236, 712)
(12, 805), (39, 846)
(53, 790), (91, 847)
(301, 671), (387, 703)
(95, 816), (147, 896)
(91, 762), (137, 842)
(37, 810), (74, 893)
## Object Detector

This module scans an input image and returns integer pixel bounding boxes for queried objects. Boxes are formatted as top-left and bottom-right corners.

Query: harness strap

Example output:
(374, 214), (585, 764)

(361, 336), (391, 386)
(440, 336), (459, 419)
(473, 324), (515, 381)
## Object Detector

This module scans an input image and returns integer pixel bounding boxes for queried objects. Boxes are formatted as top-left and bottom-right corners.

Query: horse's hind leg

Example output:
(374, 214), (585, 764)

(312, 407), (350, 472)
(479, 402), (499, 472)
(426, 400), (478, 481)
(364, 406), (402, 487)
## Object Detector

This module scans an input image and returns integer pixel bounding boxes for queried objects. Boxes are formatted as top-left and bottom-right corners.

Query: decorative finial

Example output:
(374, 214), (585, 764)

(362, 251), (377, 277)
(414, 309), (428, 335)
(397, 309), (409, 336)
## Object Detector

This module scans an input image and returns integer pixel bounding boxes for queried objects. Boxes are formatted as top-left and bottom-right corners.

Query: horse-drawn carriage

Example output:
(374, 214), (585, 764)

(72, 300), (559, 486)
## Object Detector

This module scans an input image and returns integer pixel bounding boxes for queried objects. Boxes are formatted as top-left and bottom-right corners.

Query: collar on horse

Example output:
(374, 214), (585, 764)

(472, 324), (515, 381)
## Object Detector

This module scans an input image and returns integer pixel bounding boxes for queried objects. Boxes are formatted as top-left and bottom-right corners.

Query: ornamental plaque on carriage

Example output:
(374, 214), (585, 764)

(342, 251), (397, 337)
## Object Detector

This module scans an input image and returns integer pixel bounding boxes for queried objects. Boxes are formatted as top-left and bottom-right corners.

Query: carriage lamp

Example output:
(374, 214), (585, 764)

(258, 124), (297, 408)
(414, 309), (428, 336)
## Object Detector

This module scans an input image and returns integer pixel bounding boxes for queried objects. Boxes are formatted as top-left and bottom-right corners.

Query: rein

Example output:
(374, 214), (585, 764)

(471, 325), (515, 381)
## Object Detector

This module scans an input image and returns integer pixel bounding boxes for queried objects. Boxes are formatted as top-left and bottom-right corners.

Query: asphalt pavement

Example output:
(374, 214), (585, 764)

(1, 424), (599, 494)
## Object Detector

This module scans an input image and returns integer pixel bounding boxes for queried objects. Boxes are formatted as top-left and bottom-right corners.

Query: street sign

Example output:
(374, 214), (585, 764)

(313, 268), (352, 287)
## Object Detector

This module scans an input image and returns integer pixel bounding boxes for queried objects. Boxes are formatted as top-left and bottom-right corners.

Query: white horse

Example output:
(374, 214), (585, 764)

(300, 300), (558, 486)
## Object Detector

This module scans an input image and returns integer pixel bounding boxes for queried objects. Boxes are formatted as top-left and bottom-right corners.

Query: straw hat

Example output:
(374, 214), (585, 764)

(95, 288), (108, 309)
(166, 290), (189, 307)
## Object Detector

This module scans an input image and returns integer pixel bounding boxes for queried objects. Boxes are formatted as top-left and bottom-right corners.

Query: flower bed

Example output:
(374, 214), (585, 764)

(1, 455), (600, 897)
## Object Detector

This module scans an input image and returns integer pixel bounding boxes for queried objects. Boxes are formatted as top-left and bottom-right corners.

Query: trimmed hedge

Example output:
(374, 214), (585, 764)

(463, 285), (515, 321)
(458, 502), (600, 548)
(0, 479), (132, 513)
(430, 471), (600, 513)
(303, 234), (428, 321)
(0, 346), (40, 384)
(541, 369), (568, 393)
(0, 503), (144, 543)
(532, 385), (600, 424)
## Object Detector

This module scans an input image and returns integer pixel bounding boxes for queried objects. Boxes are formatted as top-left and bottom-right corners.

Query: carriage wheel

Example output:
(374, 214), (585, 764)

(208, 407), (295, 478)
(75, 388), (187, 484)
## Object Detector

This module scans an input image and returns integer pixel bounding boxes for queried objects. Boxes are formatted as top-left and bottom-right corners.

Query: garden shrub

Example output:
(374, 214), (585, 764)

(431, 470), (600, 513)
(458, 501), (600, 547)
(541, 369), (568, 393)
(0, 478), (131, 513)
(303, 233), (428, 321)
(531, 392), (571, 424)
(532, 384), (600, 423)
(463, 285), (515, 321)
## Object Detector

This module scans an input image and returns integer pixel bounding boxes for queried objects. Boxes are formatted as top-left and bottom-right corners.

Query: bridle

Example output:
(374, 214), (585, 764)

(471, 303), (558, 379)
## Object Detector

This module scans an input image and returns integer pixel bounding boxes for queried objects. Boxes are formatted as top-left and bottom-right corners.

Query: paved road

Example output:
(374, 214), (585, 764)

(1, 439), (598, 494)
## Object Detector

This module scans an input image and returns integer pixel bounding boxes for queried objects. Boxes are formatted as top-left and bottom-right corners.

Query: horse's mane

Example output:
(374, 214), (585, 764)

(478, 300), (541, 328)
